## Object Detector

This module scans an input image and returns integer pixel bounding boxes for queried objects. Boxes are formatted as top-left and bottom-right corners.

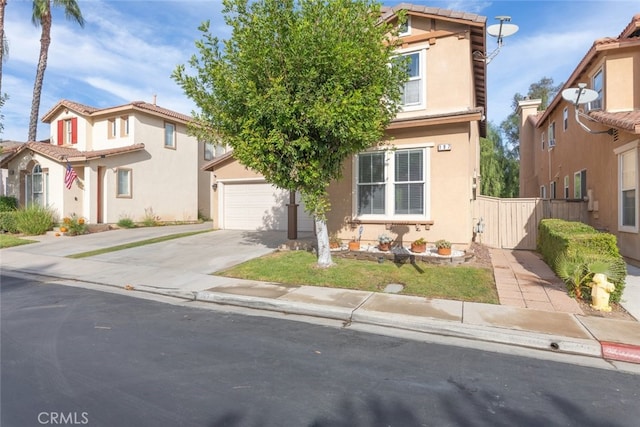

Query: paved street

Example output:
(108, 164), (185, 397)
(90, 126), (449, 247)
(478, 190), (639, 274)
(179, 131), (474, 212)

(2, 274), (639, 427)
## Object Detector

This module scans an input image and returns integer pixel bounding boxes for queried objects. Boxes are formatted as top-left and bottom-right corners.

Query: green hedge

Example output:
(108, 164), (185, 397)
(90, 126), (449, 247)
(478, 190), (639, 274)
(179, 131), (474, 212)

(538, 219), (626, 302)
(0, 211), (18, 233)
(0, 196), (18, 212)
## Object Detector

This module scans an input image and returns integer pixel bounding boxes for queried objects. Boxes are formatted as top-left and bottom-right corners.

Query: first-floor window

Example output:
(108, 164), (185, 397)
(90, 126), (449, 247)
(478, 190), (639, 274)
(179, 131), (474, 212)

(540, 185), (546, 199)
(564, 176), (569, 199)
(116, 169), (132, 198)
(26, 164), (46, 207)
(356, 147), (428, 218)
(620, 148), (637, 231)
(574, 170), (587, 199)
(550, 181), (556, 199)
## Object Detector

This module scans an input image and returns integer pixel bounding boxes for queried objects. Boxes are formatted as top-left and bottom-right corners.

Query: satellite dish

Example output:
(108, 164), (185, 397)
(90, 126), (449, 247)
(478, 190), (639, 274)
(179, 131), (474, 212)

(487, 23), (519, 38)
(561, 83), (599, 106)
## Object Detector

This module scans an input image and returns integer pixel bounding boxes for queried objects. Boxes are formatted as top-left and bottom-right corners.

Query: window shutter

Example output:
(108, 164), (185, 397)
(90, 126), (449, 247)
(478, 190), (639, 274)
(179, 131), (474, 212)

(57, 121), (64, 145)
(71, 118), (78, 144)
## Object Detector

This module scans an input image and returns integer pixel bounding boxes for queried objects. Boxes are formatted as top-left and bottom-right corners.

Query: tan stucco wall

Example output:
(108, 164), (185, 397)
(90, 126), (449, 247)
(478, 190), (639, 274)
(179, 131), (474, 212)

(326, 121), (478, 248)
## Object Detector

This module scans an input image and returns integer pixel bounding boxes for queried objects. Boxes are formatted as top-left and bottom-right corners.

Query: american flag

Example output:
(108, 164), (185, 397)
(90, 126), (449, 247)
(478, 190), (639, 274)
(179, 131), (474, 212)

(65, 162), (78, 189)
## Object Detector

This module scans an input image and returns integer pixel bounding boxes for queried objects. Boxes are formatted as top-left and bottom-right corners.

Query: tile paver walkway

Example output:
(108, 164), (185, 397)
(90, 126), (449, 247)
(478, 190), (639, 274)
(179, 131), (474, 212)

(489, 248), (583, 315)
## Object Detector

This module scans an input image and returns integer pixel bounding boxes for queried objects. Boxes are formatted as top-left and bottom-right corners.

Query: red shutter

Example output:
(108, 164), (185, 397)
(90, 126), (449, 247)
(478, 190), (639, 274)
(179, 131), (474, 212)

(57, 121), (64, 145)
(71, 117), (78, 144)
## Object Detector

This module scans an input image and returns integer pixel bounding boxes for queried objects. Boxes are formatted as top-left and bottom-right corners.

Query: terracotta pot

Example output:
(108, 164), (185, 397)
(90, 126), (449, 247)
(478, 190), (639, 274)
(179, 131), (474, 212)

(411, 243), (426, 253)
(437, 247), (452, 256)
(348, 241), (360, 251)
(378, 243), (390, 252)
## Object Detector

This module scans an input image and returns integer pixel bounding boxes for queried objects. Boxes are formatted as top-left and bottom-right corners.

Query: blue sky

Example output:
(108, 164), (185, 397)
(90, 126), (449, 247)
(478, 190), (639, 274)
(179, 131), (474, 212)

(2, 0), (638, 142)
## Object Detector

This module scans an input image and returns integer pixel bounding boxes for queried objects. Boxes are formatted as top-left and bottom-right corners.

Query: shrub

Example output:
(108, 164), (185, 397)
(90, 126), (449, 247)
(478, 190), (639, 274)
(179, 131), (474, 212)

(62, 214), (88, 236)
(0, 211), (18, 233)
(117, 216), (136, 228)
(15, 205), (55, 235)
(0, 196), (18, 212)
(538, 219), (626, 302)
(141, 207), (160, 227)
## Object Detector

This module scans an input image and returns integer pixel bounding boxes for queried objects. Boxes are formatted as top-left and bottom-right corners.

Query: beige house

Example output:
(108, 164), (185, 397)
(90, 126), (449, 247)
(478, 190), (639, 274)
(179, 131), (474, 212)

(1, 99), (213, 224)
(518, 14), (640, 262)
(204, 4), (488, 248)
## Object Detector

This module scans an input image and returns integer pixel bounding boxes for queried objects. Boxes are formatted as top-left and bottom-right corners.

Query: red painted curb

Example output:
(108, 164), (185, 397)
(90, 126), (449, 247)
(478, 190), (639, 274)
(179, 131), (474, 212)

(601, 341), (640, 364)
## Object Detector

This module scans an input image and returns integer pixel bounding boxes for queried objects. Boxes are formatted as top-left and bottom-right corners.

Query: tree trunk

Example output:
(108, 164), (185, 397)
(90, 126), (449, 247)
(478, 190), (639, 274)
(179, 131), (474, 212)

(0, 0), (7, 97)
(28, 10), (51, 142)
(315, 217), (334, 268)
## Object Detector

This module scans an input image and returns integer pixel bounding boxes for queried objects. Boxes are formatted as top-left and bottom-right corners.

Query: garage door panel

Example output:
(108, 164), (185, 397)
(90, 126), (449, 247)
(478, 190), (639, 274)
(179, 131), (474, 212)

(223, 183), (313, 231)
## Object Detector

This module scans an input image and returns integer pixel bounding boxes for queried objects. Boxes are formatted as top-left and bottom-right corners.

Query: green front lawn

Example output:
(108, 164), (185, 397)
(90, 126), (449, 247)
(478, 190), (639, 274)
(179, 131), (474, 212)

(217, 251), (499, 304)
(0, 234), (38, 248)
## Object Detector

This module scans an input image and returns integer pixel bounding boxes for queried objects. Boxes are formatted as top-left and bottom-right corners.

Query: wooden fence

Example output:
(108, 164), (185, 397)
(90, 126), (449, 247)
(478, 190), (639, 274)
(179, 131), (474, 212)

(474, 196), (588, 250)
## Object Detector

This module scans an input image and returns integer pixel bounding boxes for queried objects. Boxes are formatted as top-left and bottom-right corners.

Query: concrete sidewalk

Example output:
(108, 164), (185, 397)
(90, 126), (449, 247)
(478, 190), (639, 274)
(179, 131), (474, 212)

(1, 224), (639, 367)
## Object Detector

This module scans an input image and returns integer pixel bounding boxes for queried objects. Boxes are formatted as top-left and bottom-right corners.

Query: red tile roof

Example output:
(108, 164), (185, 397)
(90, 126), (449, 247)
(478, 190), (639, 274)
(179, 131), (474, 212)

(41, 99), (193, 124)
(0, 141), (145, 167)
(381, 3), (485, 24)
(589, 110), (640, 134)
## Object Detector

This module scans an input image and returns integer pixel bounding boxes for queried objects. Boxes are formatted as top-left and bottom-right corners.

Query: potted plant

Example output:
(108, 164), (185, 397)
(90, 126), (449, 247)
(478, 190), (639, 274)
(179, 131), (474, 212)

(410, 237), (427, 253)
(378, 234), (393, 251)
(329, 235), (342, 249)
(348, 236), (360, 251)
(435, 239), (452, 256)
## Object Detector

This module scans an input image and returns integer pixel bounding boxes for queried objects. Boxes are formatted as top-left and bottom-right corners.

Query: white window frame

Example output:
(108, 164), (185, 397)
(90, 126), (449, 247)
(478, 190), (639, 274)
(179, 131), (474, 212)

(541, 132), (545, 150)
(563, 107), (568, 131)
(564, 175), (569, 199)
(65, 119), (73, 144)
(164, 122), (176, 149)
(108, 118), (116, 138)
(574, 169), (586, 200)
(540, 185), (546, 199)
(116, 168), (132, 198)
(397, 48), (427, 111)
(398, 15), (411, 36)
(204, 141), (215, 161)
(590, 68), (603, 110)
(121, 116), (129, 137)
(353, 144), (432, 221)
(548, 122), (556, 148)
(615, 141), (638, 233)
(550, 181), (556, 199)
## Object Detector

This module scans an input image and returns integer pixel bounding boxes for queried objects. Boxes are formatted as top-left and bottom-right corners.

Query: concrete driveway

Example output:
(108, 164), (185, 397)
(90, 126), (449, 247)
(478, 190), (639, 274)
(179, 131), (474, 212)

(8, 223), (312, 274)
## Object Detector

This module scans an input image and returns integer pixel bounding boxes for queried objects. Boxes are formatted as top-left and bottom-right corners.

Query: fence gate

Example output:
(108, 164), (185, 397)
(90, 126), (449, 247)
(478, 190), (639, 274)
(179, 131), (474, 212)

(475, 196), (587, 250)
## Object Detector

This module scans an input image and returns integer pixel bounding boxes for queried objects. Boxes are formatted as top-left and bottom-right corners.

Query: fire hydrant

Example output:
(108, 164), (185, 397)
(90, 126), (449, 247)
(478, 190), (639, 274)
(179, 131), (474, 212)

(589, 273), (615, 312)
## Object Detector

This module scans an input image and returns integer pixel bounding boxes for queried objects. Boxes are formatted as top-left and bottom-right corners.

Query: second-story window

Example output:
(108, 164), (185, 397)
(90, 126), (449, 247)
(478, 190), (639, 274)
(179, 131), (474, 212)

(563, 107), (568, 131)
(108, 118), (116, 139)
(120, 116), (129, 137)
(591, 68), (603, 110)
(57, 118), (77, 145)
(548, 122), (556, 147)
(164, 122), (176, 149)
(204, 142), (215, 160)
(400, 51), (422, 108)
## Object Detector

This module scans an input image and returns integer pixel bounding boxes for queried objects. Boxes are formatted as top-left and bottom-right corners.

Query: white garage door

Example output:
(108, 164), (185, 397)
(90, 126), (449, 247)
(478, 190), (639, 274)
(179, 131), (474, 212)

(222, 182), (314, 231)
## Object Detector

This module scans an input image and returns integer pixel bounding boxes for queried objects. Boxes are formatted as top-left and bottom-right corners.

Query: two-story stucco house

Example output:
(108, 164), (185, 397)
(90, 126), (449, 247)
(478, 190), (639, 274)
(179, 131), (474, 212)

(204, 3), (488, 248)
(1, 99), (213, 224)
(518, 14), (640, 262)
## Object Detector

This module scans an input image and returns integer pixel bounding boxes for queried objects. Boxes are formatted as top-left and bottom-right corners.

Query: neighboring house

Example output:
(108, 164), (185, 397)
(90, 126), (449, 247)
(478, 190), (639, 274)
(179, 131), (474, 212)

(205, 3), (488, 247)
(518, 14), (640, 262)
(1, 99), (213, 224)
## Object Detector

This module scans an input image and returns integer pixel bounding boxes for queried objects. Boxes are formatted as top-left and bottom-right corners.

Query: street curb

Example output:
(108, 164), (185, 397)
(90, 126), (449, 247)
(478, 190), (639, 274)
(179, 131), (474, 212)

(196, 290), (604, 359)
(351, 310), (603, 358)
(601, 342), (640, 364)
(195, 291), (354, 321)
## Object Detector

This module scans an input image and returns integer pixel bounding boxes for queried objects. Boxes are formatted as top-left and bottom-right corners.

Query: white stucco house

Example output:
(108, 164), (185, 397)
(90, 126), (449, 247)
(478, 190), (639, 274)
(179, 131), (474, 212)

(1, 99), (213, 224)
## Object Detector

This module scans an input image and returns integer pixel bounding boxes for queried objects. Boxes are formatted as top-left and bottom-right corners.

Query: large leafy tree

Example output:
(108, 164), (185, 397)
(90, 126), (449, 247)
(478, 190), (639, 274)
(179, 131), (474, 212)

(174, 0), (407, 267)
(483, 76), (563, 198)
(28, 0), (84, 142)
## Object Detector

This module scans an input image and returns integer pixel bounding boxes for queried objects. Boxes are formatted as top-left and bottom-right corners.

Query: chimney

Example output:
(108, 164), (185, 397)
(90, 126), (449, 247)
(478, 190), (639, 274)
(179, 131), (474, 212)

(152, 94), (157, 106)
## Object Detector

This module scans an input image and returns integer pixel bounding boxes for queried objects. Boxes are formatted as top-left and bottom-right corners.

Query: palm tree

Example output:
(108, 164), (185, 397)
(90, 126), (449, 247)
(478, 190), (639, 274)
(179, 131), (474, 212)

(28, 0), (84, 142)
(1, 0), (8, 97)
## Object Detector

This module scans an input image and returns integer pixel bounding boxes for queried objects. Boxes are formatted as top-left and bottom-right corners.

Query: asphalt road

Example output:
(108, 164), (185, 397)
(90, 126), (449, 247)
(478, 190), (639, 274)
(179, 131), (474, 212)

(2, 273), (639, 427)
